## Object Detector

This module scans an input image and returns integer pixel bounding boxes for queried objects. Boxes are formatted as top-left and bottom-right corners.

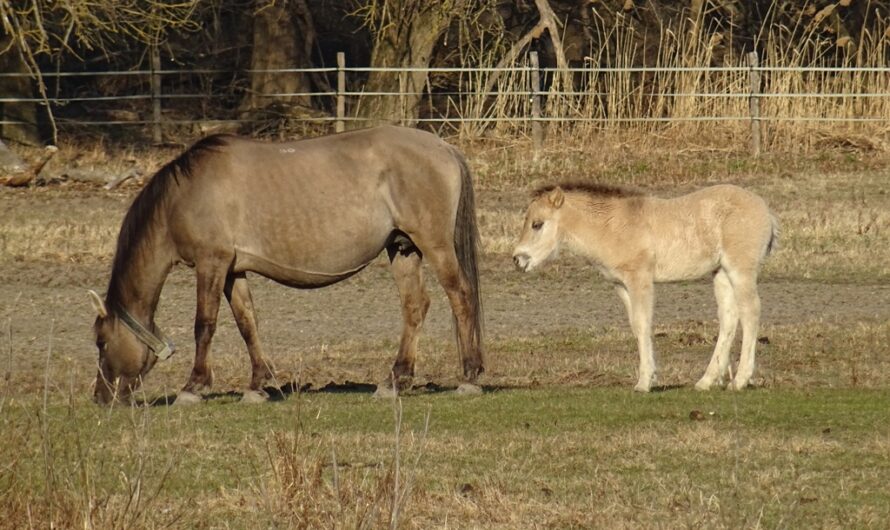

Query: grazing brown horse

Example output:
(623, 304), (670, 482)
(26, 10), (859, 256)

(512, 183), (777, 392)
(88, 126), (483, 405)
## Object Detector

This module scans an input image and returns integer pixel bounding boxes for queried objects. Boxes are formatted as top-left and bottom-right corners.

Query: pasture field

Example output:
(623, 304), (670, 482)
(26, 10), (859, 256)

(1, 138), (889, 528)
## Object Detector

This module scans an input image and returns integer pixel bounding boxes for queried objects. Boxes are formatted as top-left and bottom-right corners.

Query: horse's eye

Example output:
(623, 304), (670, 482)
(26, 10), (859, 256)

(531, 221), (544, 230)
(96, 341), (106, 352)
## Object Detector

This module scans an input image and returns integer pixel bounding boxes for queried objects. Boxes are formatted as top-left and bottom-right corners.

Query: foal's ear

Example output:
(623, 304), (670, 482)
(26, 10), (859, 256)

(87, 290), (108, 318)
(547, 187), (565, 209)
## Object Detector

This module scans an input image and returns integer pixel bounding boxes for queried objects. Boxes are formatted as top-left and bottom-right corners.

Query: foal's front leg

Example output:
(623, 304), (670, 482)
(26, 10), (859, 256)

(617, 277), (656, 392)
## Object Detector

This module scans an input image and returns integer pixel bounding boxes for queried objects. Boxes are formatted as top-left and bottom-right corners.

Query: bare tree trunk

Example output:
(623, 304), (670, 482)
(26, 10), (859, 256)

(242, 0), (312, 115)
(0, 34), (44, 145)
(358, 0), (462, 126)
(481, 0), (570, 97)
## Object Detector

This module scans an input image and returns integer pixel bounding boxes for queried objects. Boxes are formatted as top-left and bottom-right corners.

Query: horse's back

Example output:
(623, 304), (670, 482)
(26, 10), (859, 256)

(164, 127), (465, 285)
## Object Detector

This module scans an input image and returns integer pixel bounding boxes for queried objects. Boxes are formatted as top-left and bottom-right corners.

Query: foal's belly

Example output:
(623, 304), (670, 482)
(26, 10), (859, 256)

(654, 258), (718, 282)
(652, 242), (719, 282)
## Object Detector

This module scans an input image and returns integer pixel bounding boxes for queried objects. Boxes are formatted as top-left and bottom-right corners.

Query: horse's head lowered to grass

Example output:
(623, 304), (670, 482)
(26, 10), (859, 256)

(512, 186), (565, 272)
(88, 289), (170, 404)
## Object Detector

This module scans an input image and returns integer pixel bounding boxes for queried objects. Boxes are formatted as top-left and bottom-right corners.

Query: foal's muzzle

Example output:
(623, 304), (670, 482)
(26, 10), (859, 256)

(513, 253), (531, 272)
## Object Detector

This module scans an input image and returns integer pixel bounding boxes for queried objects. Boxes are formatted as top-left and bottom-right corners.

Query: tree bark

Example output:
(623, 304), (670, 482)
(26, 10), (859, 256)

(242, 0), (313, 115)
(481, 0), (570, 97)
(358, 0), (462, 126)
(0, 34), (45, 145)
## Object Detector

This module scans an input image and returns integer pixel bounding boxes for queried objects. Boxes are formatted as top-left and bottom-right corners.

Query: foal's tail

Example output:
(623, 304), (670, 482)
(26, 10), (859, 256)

(451, 147), (484, 371)
(765, 212), (780, 257)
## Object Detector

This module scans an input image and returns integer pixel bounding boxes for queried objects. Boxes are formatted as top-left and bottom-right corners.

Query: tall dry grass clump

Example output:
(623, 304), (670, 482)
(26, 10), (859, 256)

(445, 4), (890, 153)
(245, 397), (429, 529)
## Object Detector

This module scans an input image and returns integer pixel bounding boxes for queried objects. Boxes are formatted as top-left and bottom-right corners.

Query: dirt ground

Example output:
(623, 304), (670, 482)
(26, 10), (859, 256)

(1, 185), (888, 398)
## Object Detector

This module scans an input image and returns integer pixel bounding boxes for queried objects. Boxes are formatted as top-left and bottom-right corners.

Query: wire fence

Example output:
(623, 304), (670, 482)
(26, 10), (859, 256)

(2, 51), (889, 152)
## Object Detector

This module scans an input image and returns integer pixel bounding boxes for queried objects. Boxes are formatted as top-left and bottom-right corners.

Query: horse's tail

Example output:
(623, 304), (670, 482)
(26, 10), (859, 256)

(451, 147), (484, 372)
(766, 211), (780, 257)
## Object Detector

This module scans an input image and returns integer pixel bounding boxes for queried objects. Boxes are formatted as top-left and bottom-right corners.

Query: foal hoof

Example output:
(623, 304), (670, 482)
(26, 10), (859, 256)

(373, 385), (398, 399)
(633, 382), (652, 393)
(241, 389), (268, 404)
(694, 379), (713, 391)
(454, 383), (483, 396)
(173, 391), (202, 406)
(728, 379), (748, 391)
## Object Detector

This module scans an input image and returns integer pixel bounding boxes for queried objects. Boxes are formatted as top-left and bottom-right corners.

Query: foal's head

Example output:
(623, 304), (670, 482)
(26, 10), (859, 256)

(88, 291), (157, 405)
(512, 187), (565, 272)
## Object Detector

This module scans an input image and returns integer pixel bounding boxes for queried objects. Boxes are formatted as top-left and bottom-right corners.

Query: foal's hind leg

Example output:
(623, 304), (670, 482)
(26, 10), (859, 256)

(382, 244), (430, 392)
(617, 277), (656, 392)
(225, 272), (275, 402)
(728, 268), (761, 390)
(695, 269), (739, 391)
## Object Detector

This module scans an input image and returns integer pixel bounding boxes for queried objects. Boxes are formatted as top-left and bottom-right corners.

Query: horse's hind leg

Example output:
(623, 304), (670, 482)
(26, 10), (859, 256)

(696, 269), (739, 391)
(225, 272), (275, 402)
(383, 244), (430, 392)
(423, 245), (484, 385)
(617, 277), (656, 392)
(727, 268), (761, 390)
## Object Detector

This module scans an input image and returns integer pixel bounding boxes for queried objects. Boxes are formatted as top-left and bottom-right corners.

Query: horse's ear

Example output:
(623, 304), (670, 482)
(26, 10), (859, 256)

(548, 187), (565, 209)
(87, 290), (108, 318)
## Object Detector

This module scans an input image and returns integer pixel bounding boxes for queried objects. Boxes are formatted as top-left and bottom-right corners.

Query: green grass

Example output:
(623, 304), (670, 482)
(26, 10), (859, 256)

(3, 387), (889, 528)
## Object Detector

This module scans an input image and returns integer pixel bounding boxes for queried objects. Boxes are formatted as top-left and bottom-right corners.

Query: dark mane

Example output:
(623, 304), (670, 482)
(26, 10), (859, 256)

(106, 135), (233, 304)
(533, 181), (643, 199)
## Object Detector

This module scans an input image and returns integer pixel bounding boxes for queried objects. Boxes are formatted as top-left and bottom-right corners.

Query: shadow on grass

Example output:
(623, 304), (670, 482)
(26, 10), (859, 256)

(138, 381), (522, 406)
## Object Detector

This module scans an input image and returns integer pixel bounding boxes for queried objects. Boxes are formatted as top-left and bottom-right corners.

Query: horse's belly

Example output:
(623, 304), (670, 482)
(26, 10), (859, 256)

(233, 247), (379, 288)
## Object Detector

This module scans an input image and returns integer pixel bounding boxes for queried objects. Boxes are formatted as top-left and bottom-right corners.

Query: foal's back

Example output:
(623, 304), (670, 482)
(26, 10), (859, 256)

(643, 184), (774, 282)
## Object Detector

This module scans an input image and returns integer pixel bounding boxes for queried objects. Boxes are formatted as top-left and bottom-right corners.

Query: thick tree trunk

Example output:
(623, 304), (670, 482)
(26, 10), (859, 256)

(358, 1), (460, 126)
(242, 0), (312, 115)
(0, 35), (44, 145)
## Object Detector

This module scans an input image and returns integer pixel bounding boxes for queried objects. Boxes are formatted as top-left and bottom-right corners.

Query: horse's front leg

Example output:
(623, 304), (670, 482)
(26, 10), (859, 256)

(617, 277), (656, 392)
(176, 264), (227, 405)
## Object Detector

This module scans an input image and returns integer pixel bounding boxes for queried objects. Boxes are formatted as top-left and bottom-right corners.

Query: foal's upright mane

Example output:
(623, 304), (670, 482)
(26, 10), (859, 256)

(107, 135), (232, 304)
(533, 181), (643, 200)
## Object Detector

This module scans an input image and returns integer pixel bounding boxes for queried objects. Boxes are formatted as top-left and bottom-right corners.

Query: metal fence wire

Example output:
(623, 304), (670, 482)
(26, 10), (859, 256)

(2, 51), (889, 149)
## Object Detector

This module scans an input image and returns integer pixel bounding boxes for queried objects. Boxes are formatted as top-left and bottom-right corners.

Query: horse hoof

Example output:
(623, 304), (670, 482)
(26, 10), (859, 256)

(241, 390), (268, 404)
(173, 391), (202, 406)
(454, 383), (482, 396)
(373, 385), (398, 399)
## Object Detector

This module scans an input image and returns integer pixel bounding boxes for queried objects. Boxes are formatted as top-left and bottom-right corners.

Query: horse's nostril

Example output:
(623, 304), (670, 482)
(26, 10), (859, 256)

(513, 254), (529, 271)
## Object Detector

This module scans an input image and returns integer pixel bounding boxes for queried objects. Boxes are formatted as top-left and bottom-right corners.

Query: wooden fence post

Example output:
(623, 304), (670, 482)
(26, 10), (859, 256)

(336, 52), (345, 133)
(530, 51), (543, 156)
(748, 51), (762, 157)
(150, 44), (162, 144)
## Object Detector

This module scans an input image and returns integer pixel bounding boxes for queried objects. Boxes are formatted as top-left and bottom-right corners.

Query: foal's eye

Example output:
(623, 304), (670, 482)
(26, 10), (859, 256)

(96, 341), (106, 352)
(531, 221), (544, 230)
